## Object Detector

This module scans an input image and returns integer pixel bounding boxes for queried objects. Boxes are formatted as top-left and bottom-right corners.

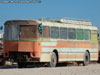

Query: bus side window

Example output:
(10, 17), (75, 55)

(43, 26), (50, 38)
(76, 29), (83, 40)
(60, 27), (67, 39)
(51, 27), (59, 39)
(91, 30), (98, 43)
(68, 28), (76, 40)
(83, 29), (90, 40)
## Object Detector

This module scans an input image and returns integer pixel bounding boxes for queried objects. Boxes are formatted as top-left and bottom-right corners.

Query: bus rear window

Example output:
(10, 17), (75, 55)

(20, 25), (37, 40)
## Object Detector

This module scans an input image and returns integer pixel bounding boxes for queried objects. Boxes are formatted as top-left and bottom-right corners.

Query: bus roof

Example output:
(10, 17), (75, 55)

(4, 19), (98, 31)
(4, 19), (39, 25)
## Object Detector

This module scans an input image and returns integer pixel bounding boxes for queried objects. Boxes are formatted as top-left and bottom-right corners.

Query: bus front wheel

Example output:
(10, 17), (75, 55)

(48, 52), (57, 67)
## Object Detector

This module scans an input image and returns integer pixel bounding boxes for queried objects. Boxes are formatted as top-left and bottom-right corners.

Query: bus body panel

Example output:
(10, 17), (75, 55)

(4, 41), (42, 58)
(41, 40), (98, 62)
(3, 40), (99, 62)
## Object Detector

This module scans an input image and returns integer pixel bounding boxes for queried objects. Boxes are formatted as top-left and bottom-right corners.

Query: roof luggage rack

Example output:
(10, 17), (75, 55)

(39, 17), (92, 26)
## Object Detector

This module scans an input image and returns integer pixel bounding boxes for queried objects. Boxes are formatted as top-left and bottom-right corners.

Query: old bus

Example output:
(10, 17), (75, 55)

(3, 19), (99, 67)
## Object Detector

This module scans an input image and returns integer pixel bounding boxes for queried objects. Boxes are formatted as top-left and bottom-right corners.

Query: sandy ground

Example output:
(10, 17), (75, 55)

(0, 64), (100, 75)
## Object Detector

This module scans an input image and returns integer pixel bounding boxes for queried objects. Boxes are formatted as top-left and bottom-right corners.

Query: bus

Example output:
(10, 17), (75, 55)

(3, 19), (99, 67)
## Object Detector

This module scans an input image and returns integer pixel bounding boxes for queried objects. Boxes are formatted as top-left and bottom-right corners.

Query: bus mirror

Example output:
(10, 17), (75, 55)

(38, 23), (43, 33)
(0, 26), (3, 30)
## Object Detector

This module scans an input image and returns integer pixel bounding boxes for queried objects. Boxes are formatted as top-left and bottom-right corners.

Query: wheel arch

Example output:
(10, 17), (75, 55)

(86, 50), (90, 57)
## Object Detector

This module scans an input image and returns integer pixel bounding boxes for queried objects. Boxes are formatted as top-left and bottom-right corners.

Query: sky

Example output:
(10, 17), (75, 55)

(0, 0), (100, 33)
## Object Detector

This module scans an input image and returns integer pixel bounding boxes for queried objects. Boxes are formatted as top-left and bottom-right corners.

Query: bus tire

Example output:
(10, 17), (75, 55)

(18, 62), (23, 68)
(83, 51), (90, 66)
(18, 62), (27, 68)
(48, 52), (57, 67)
(0, 59), (5, 66)
(0, 55), (5, 66)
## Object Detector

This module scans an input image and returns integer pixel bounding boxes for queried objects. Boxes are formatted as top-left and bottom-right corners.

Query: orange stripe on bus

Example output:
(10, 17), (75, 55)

(43, 41), (98, 48)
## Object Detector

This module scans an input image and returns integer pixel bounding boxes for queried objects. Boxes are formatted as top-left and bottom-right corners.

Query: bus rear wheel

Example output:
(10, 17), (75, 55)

(0, 55), (5, 66)
(48, 52), (57, 67)
(83, 51), (90, 66)
(0, 59), (5, 66)
(18, 62), (27, 68)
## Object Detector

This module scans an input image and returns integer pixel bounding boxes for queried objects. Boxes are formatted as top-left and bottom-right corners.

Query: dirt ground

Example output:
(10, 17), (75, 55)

(0, 63), (100, 75)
